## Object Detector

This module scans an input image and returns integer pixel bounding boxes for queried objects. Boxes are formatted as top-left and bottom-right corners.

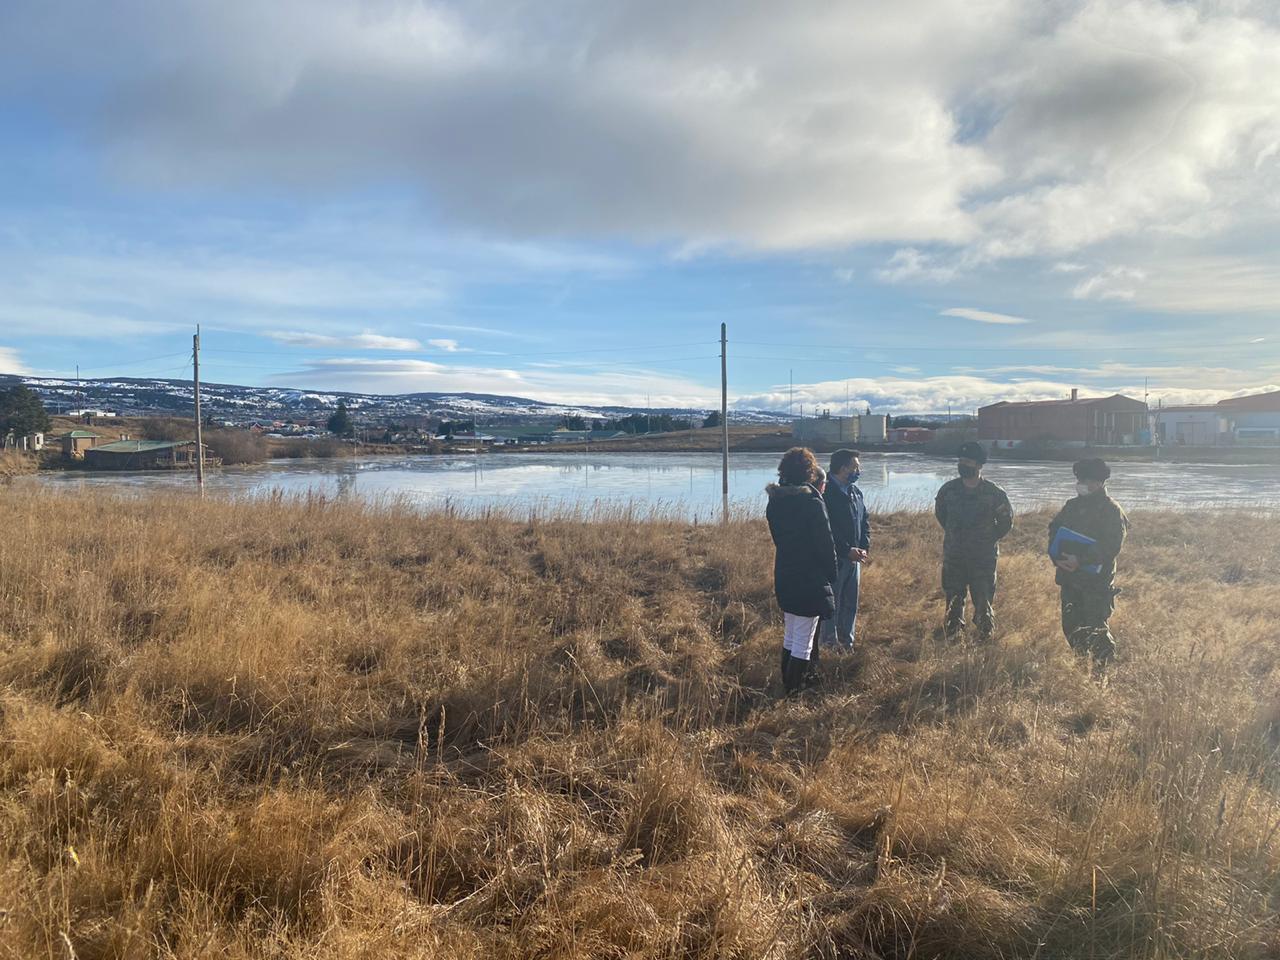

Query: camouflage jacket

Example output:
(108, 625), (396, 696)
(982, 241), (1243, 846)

(934, 478), (1013, 561)
(1048, 492), (1128, 586)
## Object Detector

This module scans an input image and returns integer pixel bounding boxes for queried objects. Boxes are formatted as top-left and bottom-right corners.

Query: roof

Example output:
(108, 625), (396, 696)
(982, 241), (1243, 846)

(62, 430), (101, 439)
(87, 439), (192, 454)
(981, 394), (1145, 411)
(1216, 390), (1280, 412)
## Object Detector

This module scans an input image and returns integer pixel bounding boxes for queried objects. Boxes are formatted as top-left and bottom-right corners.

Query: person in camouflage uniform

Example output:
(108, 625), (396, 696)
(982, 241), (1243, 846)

(1049, 458), (1128, 664)
(934, 441), (1013, 640)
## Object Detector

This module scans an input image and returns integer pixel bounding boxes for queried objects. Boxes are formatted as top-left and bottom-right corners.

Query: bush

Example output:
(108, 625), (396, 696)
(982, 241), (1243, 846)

(203, 428), (270, 465)
(272, 437), (351, 459)
(139, 417), (194, 442)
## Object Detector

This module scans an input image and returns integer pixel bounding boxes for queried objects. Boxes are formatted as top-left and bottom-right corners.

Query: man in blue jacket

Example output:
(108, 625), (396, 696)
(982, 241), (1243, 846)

(821, 448), (871, 651)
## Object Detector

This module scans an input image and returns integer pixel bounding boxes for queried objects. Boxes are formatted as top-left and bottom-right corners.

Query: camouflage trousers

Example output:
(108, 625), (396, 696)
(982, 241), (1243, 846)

(1060, 581), (1119, 662)
(942, 556), (997, 637)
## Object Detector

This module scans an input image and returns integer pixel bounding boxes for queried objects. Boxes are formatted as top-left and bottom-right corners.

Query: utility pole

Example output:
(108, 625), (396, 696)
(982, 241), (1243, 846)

(720, 322), (729, 524)
(193, 326), (205, 493)
(789, 370), (794, 419)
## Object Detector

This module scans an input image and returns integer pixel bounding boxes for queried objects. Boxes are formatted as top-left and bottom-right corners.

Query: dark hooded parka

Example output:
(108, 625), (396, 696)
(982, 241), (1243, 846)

(766, 482), (838, 619)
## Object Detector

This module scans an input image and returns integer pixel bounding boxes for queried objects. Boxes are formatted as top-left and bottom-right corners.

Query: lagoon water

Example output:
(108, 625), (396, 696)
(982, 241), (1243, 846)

(34, 451), (1280, 518)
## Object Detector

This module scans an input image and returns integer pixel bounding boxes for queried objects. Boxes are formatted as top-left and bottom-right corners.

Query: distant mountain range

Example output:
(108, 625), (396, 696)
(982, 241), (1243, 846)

(3, 373), (789, 425)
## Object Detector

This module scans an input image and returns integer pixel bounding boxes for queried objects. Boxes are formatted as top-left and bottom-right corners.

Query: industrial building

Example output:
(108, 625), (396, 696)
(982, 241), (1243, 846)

(1152, 406), (1231, 446)
(1216, 390), (1280, 443)
(978, 391), (1149, 448)
(791, 414), (888, 445)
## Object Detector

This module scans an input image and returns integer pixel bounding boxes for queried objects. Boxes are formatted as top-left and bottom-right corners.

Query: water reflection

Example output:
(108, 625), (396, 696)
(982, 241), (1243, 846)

(34, 451), (1280, 518)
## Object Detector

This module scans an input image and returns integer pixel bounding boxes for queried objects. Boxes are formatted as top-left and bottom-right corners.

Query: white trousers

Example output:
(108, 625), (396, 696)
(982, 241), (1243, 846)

(783, 613), (820, 662)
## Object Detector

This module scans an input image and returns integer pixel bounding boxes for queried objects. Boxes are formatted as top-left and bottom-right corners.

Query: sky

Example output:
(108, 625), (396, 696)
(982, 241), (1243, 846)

(2, 0), (1279, 414)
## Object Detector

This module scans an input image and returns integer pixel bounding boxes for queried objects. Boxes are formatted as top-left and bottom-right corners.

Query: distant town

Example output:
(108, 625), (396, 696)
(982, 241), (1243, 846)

(4, 371), (1280, 469)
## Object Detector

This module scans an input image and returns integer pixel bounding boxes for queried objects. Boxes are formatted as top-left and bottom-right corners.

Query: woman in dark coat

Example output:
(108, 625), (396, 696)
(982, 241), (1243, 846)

(766, 447), (838, 695)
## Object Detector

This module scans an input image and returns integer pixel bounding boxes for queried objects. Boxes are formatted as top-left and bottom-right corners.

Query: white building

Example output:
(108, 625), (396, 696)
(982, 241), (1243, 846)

(791, 414), (888, 445)
(3, 431), (45, 451)
(1152, 406), (1231, 447)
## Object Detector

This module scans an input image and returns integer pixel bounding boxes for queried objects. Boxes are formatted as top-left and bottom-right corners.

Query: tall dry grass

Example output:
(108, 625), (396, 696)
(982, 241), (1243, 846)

(1, 488), (1278, 959)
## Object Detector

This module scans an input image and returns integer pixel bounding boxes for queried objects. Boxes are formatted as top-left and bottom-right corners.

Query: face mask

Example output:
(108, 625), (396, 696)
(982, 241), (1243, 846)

(958, 463), (978, 479)
(1076, 481), (1092, 496)
(848, 470), (861, 483)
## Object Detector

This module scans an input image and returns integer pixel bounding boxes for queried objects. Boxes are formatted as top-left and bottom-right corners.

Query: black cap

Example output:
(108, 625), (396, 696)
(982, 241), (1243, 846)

(1073, 458), (1111, 482)
(958, 441), (988, 464)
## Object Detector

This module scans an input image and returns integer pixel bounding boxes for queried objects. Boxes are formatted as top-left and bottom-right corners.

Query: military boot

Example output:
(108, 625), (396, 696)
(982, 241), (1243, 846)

(1088, 628), (1116, 665)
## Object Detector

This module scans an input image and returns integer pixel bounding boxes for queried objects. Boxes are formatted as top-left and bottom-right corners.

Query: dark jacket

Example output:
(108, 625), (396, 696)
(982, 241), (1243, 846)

(766, 482), (838, 618)
(934, 478), (1013, 561)
(1048, 491), (1128, 586)
(823, 477), (870, 558)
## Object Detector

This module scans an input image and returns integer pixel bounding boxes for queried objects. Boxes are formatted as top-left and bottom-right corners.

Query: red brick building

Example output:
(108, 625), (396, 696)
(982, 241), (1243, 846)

(979, 391), (1148, 447)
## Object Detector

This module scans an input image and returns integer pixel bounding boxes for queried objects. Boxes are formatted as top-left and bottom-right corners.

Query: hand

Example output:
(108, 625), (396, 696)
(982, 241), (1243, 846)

(1055, 554), (1080, 572)
(851, 548), (869, 564)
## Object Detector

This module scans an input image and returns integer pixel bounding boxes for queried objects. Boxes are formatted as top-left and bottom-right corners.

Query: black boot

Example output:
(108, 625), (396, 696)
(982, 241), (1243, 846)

(783, 655), (808, 696)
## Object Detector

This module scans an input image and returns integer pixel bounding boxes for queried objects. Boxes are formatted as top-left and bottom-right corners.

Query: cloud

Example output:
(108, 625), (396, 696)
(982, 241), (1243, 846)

(875, 248), (959, 284)
(266, 331), (423, 351)
(1080, 256), (1280, 313)
(732, 372), (1280, 415)
(275, 357), (718, 408)
(940, 307), (1032, 325)
(10, 0), (1277, 262)
(428, 339), (462, 352)
(1072, 266), (1146, 301)
(0, 347), (31, 375)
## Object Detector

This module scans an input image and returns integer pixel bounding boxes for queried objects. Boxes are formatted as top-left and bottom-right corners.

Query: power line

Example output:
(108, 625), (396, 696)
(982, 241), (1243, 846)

(733, 339), (1274, 356)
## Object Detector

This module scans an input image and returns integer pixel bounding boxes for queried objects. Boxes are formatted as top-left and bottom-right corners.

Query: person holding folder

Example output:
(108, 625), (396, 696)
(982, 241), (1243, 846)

(1048, 458), (1129, 664)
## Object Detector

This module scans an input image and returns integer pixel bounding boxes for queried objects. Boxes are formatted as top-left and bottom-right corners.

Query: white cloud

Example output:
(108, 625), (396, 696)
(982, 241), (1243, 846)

(1081, 256), (1280, 312)
(0, 347), (31, 375)
(732, 372), (1280, 415)
(940, 307), (1032, 325)
(275, 357), (718, 408)
(428, 338), (462, 352)
(1072, 266), (1147, 301)
(266, 331), (423, 351)
(1051, 262), (1087, 273)
(875, 248), (959, 284)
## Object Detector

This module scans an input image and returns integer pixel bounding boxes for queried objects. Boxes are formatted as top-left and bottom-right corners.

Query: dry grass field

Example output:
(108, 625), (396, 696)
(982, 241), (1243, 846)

(1, 488), (1278, 959)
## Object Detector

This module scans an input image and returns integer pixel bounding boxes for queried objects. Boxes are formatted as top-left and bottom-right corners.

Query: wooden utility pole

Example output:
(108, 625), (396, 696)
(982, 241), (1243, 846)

(720, 322), (729, 524)
(193, 326), (205, 493)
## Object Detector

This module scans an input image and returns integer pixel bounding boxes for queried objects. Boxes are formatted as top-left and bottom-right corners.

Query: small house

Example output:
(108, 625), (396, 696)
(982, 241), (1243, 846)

(2, 431), (44, 452)
(60, 430), (102, 459)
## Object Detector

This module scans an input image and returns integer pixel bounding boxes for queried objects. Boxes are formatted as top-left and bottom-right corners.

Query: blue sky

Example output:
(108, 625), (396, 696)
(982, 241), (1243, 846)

(2, 0), (1279, 413)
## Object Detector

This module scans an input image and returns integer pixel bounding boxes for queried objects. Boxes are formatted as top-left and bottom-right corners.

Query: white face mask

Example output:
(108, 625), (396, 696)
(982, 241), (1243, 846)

(1076, 482), (1092, 496)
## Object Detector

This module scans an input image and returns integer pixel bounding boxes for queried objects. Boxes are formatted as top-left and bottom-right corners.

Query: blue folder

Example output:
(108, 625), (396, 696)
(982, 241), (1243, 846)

(1049, 527), (1103, 575)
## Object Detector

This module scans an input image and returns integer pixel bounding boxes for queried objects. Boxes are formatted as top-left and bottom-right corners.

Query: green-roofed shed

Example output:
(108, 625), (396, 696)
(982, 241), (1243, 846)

(60, 430), (105, 459)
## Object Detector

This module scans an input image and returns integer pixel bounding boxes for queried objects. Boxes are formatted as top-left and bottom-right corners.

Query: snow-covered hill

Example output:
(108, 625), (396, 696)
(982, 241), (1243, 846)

(3, 374), (788, 424)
